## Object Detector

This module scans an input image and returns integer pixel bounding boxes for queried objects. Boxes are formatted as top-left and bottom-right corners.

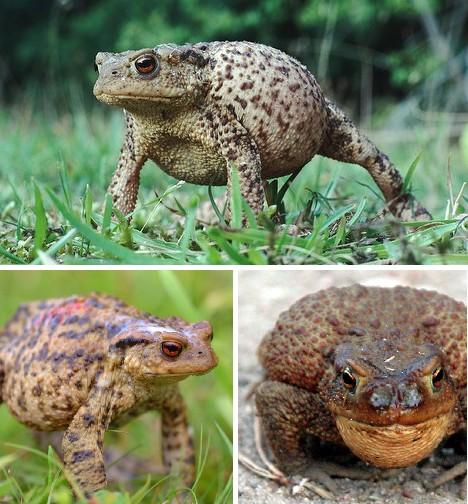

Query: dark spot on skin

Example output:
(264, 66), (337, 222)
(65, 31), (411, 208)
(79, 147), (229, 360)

(71, 450), (94, 463)
(234, 96), (247, 109)
(82, 413), (95, 427)
(328, 317), (339, 327)
(67, 432), (80, 443)
(17, 397), (27, 411)
(32, 384), (42, 396)
(422, 317), (439, 328)
(106, 323), (125, 339)
(348, 327), (366, 336)
(86, 298), (105, 309)
(261, 103), (272, 116)
(224, 64), (233, 80)
(166, 442), (182, 451)
(289, 83), (300, 92)
(57, 330), (82, 340)
(240, 81), (254, 90)
(37, 343), (49, 360)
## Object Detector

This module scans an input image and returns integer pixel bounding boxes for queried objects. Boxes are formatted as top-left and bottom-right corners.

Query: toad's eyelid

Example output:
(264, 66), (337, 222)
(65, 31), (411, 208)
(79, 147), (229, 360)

(129, 49), (157, 64)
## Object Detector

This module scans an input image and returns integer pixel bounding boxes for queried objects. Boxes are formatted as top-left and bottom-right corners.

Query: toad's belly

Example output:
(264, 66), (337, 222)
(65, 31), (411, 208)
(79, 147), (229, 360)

(148, 136), (317, 185)
(148, 137), (228, 185)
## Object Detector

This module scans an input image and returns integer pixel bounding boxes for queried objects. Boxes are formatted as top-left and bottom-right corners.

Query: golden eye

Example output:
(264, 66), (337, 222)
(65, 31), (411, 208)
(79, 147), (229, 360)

(431, 367), (444, 389)
(342, 367), (357, 391)
(135, 55), (158, 74)
(161, 341), (183, 358)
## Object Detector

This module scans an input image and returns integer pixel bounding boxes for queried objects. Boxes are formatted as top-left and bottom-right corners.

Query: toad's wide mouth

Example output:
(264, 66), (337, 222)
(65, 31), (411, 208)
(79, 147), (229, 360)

(94, 92), (181, 105)
(335, 413), (452, 468)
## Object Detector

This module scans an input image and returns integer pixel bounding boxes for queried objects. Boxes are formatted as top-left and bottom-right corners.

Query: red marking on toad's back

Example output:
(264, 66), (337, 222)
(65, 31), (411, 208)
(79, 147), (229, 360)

(35, 299), (88, 327)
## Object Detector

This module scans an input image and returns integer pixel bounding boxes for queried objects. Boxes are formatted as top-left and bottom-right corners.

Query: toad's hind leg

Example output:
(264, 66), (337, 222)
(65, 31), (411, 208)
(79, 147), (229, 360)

(318, 98), (431, 221)
(160, 389), (195, 487)
(255, 380), (341, 475)
(108, 110), (147, 216)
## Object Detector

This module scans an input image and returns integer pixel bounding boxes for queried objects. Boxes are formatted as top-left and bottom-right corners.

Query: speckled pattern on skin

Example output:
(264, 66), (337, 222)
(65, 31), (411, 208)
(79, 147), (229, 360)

(0, 294), (217, 496)
(256, 285), (466, 477)
(93, 41), (430, 221)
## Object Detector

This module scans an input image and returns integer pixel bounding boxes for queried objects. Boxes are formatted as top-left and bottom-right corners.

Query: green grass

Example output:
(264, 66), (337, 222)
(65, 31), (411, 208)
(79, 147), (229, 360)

(0, 271), (233, 503)
(0, 102), (466, 265)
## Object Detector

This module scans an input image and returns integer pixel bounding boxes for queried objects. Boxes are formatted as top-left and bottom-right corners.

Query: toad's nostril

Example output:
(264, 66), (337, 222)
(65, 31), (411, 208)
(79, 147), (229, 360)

(112, 70), (118, 75)
(369, 384), (394, 409)
(198, 351), (203, 355)
(398, 383), (422, 409)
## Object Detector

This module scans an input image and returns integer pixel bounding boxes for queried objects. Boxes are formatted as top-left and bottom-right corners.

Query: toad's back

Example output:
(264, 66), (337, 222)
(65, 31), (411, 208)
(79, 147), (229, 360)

(258, 285), (466, 392)
(202, 41), (329, 178)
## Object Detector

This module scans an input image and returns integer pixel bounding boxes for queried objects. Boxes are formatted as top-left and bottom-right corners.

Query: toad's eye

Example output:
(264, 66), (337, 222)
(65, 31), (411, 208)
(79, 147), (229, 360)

(161, 341), (183, 358)
(342, 367), (357, 391)
(135, 55), (158, 75)
(431, 367), (445, 389)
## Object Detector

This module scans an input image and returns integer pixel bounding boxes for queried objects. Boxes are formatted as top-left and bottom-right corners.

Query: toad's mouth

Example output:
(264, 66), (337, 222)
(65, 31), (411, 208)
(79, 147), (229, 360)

(144, 370), (211, 377)
(94, 92), (180, 105)
(335, 413), (452, 468)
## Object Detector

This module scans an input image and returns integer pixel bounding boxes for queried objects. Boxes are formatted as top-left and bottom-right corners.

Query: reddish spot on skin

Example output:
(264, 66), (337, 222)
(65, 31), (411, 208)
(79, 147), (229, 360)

(40, 300), (88, 326)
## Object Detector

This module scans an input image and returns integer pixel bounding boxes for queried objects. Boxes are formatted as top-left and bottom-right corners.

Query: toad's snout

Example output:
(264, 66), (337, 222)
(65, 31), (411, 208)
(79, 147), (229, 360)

(367, 381), (423, 411)
(93, 52), (127, 98)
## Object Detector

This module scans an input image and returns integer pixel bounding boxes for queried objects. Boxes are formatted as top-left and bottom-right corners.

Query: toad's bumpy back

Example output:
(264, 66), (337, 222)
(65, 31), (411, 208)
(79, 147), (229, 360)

(258, 285), (466, 393)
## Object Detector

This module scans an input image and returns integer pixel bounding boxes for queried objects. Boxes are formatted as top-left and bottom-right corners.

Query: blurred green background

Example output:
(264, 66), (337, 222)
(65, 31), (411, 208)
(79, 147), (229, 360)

(0, 270), (232, 503)
(2, 0), (467, 112)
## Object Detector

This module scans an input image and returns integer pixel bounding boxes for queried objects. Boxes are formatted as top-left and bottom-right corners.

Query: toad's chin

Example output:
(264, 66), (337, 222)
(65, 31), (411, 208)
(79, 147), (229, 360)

(335, 413), (452, 468)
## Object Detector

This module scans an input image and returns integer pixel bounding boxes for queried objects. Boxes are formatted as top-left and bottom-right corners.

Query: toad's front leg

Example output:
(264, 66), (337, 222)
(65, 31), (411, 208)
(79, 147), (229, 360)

(160, 388), (195, 487)
(214, 118), (265, 216)
(62, 401), (108, 495)
(61, 365), (123, 496)
(108, 110), (147, 216)
(255, 380), (342, 475)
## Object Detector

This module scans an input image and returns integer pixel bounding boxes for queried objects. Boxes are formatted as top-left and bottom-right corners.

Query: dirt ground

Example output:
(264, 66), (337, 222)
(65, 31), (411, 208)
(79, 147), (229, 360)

(237, 270), (467, 504)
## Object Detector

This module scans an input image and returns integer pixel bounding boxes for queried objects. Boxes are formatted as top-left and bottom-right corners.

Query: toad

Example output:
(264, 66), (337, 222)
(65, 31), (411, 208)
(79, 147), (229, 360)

(0, 294), (217, 496)
(93, 41), (430, 222)
(256, 285), (466, 488)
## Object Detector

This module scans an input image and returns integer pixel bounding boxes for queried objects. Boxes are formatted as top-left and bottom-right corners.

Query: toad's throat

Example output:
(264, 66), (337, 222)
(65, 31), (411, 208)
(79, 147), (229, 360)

(335, 413), (451, 468)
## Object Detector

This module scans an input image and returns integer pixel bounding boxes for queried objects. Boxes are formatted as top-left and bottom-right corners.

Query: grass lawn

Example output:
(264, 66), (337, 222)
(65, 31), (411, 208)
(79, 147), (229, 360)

(0, 270), (233, 503)
(0, 99), (466, 265)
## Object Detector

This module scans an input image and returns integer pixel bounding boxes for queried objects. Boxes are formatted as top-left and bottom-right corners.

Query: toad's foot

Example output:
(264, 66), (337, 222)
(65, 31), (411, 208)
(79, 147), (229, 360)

(297, 461), (374, 494)
(388, 193), (432, 222)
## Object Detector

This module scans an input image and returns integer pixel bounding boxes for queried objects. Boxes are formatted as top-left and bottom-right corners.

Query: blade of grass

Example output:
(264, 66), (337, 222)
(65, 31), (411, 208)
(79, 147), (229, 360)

(46, 188), (173, 264)
(33, 180), (47, 252)
(0, 244), (26, 264)
(403, 152), (422, 192)
(101, 193), (113, 236)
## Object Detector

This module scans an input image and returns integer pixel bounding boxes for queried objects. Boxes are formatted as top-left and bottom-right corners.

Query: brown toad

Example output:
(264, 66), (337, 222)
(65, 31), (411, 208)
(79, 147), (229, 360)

(0, 294), (217, 496)
(256, 285), (466, 485)
(93, 41), (430, 222)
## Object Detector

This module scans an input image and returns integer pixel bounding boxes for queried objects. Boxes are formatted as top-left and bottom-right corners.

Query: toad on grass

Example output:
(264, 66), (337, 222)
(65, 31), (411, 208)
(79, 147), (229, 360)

(0, 294), (217, 497)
